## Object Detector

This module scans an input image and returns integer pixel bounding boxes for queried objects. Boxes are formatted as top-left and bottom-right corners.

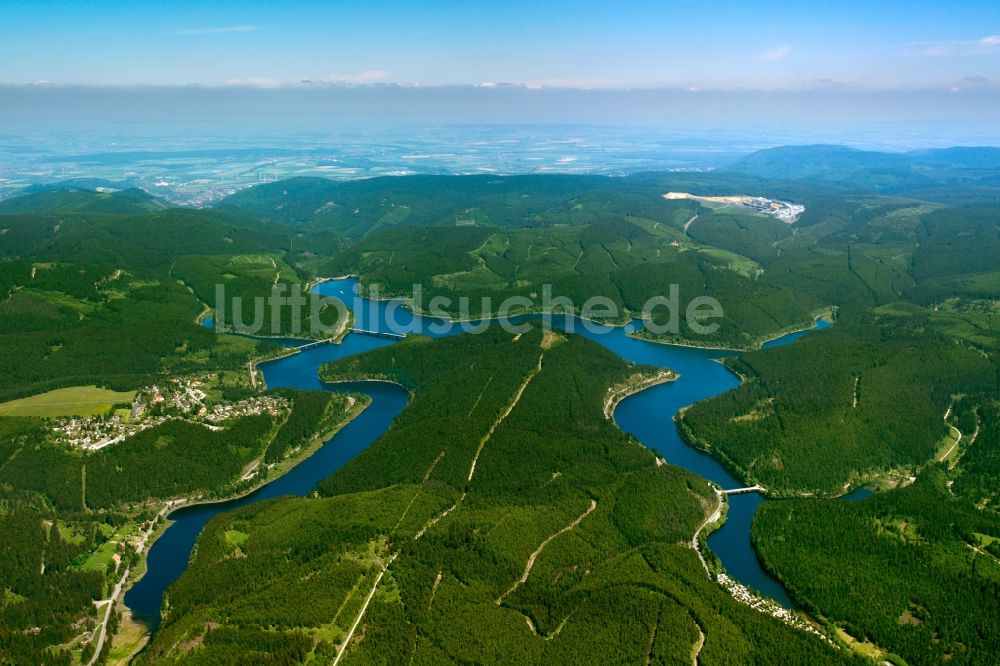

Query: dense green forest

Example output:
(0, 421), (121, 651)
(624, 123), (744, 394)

(0, 195), (296, 399)
(753, 468), (1000, 664)
(680, 315), (998, 494)
(223, 171), (1000, 349)
(320, 216), (819, 348)
(141, 327), (856, 665)
(0, 497), (116, 664)
(749, 396), (1000, 664)
(2, 161), (1000, 664)
(0, 390), (355, 664)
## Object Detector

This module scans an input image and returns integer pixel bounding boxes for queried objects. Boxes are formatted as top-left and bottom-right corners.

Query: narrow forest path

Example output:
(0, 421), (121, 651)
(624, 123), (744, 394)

(496, 499), (597, 604)
(467, 353), (543, 482)
(332, 552), (398, 666)
(683, 214), (699, 234)
(690, 627), (705, 666)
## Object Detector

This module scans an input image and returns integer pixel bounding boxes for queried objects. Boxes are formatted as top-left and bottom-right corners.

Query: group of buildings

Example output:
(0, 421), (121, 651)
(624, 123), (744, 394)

(52, 378), (288, 450)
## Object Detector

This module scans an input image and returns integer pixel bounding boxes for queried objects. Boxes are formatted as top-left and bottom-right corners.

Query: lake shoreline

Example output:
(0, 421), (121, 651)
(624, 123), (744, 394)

(311, 275), (833, 353)
(604, 369), (679, 420)
(119, 394), (372, 643)
(125, 275), (831, 656)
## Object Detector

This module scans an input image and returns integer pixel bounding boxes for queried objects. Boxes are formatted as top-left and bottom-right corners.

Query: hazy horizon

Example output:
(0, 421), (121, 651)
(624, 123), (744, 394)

(4, 0), (999, 151)
(3, 1), (999, 204)
(3, 85), (1000, 149)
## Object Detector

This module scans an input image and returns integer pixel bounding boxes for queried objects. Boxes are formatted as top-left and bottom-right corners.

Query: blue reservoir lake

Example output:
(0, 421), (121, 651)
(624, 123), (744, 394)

(126, 278), (832, 627)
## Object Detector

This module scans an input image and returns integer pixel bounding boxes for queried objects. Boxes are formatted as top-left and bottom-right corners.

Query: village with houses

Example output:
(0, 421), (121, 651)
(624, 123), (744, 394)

(51, 377), (288, 451)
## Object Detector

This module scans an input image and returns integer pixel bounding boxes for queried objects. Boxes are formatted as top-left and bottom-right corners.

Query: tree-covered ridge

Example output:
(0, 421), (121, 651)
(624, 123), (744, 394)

(0, 389), (357, 664)
(321, 215), (819, 348)
(142, 327), (856, 665)
(753, 468), (1000, 665)
(0, 194), (328, 397)
(729, 144), (1000, 204)
(0, 390), (354, 512)
(0, 188), (172, 216)
(221, 172), (1000, 350)
(680, 315), (998, 495)
(171, 253), (345, 339)
(224, 172), (820, 235)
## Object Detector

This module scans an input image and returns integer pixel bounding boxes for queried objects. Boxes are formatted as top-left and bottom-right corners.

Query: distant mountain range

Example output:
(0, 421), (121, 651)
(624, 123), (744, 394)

(0, 186), (170, 215)
(728, 144), (1000, 203)
(12, 143), (1000, 209)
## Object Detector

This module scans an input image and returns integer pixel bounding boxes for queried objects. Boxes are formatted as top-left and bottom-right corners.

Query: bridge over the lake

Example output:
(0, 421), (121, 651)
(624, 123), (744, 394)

(351, 327), (406, 340)
(720, 485), (765, 495)
(294, 328), (406, 350)
(295, 338), (337, 350)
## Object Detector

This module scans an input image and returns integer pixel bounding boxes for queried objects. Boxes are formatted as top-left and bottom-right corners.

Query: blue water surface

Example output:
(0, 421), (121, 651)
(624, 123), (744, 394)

(127, 279), (833, 626)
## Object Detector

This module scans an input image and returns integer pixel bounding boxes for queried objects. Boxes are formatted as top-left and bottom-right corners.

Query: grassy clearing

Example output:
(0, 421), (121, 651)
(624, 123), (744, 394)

(224, 529), (250, 547)
(834, 627), (885, 659)
(696, 247), (762, 278)
(974, 532), (999, 547)
(55, 520), (89, 545)
(936, 425), (962, 464)
(79, 539), (120, 572)
(0, 385), (135, 417)
(107, 608), (152, 665)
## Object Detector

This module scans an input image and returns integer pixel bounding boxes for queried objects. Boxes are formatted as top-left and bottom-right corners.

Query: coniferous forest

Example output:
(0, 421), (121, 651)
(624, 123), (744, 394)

(1, 157), (999, 663)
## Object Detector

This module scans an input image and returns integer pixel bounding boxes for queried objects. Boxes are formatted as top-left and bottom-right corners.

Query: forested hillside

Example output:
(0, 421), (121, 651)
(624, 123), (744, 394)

(680, 315), (998, 495)
(140, 327), (856, 665)
(0, 390), (357, 664)
(730, 145), (1000, 204)
(749, 394), (1000, 665)
(0, 193), (310, 398)
(1, 167), (999, 664)
(0, 188), (171, 215)
(754, 468), (1000, 664)
(222, 172), (845, 235)
(223, 171), (1000, 350)
(0, 391), (352, 510)
(321, 219), (818, 348)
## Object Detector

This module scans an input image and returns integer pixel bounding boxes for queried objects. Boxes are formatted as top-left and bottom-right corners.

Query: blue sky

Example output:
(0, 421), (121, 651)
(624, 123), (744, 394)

(2, 0), (999, 89)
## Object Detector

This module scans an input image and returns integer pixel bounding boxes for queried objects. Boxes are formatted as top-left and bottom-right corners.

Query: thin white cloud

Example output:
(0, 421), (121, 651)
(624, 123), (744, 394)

(908, 34), (1000, 57)
(760, 45), (792, 61)
(320, 70), (389, 84)
(222, 71), (390, 88)
(477, 77), (618, 89)
(223, 77), (283, 88)
(172, 25), (262, 35)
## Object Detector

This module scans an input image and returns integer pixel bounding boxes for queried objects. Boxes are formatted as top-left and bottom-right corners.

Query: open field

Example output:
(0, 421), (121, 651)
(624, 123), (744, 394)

(834, 627), (885, 660)
(0, 385), (135, 417)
